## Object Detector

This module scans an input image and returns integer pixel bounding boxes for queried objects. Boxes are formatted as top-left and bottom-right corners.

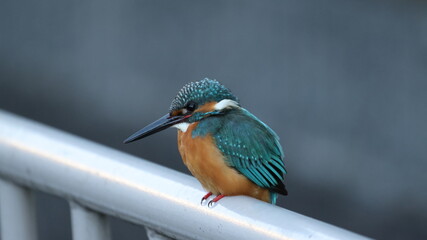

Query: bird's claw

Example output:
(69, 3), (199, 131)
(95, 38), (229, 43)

(207, 194), (225, 208)
(207, 200), (217, 208)
(200, 192), (213, 206)
(200, 193), (225, 207)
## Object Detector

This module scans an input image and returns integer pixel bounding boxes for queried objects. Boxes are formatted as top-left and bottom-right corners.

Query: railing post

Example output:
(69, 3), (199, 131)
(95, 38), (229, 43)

(70, 202), (111, 240)
(0, 179), (38, 240)
(145, 227), (175, 240)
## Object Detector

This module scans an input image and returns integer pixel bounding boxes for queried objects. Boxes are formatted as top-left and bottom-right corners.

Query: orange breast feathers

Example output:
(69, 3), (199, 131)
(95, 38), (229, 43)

(177, 123), (271, 203)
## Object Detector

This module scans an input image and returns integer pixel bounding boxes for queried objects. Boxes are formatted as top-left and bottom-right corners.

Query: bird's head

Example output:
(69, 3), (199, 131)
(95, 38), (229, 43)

(124, 78), (239, 143)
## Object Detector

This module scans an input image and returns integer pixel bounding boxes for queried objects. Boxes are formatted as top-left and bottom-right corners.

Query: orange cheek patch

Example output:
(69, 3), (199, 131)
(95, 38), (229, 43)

(170, 110), (182, 116)
(194, 102), (217, 113)
(171, 102), (216, 116)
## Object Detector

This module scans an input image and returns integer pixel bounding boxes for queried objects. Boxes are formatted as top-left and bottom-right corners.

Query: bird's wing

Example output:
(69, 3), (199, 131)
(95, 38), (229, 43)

(213, 109), (287, 195)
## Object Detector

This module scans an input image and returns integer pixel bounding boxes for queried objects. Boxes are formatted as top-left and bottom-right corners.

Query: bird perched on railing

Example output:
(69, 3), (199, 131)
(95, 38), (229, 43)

(124, 78), (287, 207)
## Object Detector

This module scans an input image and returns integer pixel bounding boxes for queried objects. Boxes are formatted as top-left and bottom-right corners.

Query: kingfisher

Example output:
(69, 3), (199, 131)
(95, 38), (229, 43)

(124, 78), (287, 206)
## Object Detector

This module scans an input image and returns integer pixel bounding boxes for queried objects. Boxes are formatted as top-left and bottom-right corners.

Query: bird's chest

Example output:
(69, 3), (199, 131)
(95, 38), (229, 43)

(177, 124), (229, 194)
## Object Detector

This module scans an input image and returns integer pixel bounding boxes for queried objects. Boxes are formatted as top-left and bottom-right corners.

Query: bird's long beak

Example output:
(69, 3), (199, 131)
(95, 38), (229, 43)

(123, 113), (190, 144)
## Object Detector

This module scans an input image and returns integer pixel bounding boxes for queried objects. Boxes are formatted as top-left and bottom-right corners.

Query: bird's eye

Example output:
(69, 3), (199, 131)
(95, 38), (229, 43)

(184, 101), (197, 113)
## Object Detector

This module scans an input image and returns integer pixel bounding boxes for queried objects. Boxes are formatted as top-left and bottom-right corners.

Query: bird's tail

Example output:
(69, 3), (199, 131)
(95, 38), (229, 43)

(269, 192), (278, 205)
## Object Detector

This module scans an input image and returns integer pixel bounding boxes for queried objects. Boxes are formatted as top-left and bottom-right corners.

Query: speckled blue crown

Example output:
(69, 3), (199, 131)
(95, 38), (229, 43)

(169, 78), (238, 111)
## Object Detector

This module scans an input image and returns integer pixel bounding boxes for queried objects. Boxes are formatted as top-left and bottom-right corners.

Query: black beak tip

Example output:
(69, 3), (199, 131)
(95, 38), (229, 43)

(123, 136), (137, 144)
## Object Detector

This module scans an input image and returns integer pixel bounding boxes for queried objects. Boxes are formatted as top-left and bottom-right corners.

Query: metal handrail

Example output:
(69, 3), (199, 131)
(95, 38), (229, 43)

(0, 110), (370, 240)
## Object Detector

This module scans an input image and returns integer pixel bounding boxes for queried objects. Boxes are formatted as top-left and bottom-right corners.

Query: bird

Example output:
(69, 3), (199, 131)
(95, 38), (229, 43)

(124, 78), (287, 206)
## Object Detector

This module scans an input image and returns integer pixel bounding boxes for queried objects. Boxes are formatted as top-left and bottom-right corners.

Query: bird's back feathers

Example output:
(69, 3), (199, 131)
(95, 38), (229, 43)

(193, 108), (288, 196)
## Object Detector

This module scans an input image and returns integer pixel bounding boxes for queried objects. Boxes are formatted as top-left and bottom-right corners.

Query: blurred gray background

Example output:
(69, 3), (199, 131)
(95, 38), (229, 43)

(1, 1), (426, 239)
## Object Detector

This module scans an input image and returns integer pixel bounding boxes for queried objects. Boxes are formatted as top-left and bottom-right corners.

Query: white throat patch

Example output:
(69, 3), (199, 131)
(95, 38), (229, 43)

(173, 122), (190, 132)
(214, 99), (239, 110)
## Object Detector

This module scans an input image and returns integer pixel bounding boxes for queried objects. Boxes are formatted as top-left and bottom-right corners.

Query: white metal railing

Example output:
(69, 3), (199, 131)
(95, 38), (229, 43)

(0, 110), (370, 240)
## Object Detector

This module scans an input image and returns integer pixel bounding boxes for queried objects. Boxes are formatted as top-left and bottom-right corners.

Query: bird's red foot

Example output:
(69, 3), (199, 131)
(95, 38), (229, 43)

(200, 192), (213, 205)
(208, 194), (225, 208)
